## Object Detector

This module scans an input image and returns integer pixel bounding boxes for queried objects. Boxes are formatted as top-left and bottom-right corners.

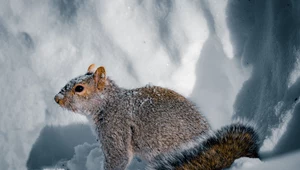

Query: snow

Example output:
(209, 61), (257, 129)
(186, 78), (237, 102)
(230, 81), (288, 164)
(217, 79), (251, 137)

(227, 157), (261, 170)
(0, 0), (300, 170)
(228, 150), (300, 170)
(66, 143), (103, 170)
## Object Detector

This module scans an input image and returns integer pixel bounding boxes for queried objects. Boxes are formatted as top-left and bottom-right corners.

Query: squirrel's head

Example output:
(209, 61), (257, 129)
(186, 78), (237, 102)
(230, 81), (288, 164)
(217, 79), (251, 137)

(54, 64), (107, 115)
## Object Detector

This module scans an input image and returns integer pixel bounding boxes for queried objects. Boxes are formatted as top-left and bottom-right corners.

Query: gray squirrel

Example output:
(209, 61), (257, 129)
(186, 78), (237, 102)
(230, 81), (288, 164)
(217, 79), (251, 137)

(54, 64), (260, 170)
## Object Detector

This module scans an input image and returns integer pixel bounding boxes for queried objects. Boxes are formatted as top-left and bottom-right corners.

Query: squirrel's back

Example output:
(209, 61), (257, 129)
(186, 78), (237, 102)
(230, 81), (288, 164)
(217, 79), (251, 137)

(148, 123), (261, 170)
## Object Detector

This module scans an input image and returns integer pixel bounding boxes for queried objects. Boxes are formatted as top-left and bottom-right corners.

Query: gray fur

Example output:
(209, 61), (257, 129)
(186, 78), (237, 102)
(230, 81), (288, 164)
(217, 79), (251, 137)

(59, 73), (93, 95)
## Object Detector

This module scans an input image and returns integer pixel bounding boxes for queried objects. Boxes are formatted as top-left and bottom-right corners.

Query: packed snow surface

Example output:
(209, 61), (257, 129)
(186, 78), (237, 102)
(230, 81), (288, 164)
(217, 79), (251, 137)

(1, 0), (300, 170)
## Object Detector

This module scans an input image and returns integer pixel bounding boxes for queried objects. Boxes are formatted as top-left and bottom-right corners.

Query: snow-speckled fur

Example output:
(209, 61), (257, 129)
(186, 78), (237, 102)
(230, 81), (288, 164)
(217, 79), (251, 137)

(147, 123), (261, 170)
(54, 66), (210, 170)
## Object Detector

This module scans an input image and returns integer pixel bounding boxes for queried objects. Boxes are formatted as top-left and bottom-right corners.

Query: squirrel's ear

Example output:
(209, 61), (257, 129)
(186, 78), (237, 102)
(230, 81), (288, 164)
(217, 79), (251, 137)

(94, 66), (106, 90)
(87, 64), (96, 73)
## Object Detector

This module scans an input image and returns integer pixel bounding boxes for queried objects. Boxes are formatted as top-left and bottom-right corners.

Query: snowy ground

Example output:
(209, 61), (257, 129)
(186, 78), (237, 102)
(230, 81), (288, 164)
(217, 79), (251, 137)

(1, 0), (300, 170)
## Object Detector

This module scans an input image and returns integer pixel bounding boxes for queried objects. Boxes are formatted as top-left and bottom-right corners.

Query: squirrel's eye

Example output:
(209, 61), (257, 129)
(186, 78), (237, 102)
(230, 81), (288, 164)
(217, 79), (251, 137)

(75, 85), (84, 93)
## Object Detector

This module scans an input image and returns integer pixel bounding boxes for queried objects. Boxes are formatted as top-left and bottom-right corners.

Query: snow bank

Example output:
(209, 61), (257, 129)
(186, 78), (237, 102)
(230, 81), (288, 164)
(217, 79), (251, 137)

(228, 0), (300, 155)
(0, 0), (300, 170)
(227, 157), (261, 170)
(229, 150), (300, 170)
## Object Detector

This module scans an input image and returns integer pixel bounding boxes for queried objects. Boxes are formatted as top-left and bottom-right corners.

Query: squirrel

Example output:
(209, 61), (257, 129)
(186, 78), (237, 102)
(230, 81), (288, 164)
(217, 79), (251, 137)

(54, 64), (260, 170)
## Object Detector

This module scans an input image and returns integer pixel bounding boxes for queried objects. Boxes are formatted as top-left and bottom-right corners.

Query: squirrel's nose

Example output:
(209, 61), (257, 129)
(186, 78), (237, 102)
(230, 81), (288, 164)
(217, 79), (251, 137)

(54, 94), (63, 104)
(54, 95), (60, 104)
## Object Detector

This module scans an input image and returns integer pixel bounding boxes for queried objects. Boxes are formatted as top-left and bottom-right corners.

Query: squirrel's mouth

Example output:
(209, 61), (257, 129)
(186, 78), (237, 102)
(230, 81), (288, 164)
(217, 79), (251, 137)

(54, 94), (81, 113)
(54, 94), (71, 110)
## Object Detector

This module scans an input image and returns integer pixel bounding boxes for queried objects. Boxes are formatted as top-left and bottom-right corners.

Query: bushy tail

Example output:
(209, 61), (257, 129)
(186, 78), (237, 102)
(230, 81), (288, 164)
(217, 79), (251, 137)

(148, 123), (261, 170)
